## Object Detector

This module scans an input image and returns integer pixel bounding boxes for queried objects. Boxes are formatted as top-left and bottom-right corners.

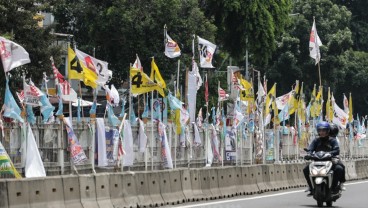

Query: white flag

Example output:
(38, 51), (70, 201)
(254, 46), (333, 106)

(0, 37), (31, 73)
(122, 120), (134, 167)
(233, 108), (244, 128)
(192, 59), (203, 90)
(276, 91), (292, 110)
(138, 119), (147, 153)
(165, 32), (181, 58)
(133, 54), (143, 71)
(309, 19), (323, 65)
(343, 94), (349, 115)
(197, 36), (216, 68)
(96, 118), (108, 167)
(25, 124), (46, 178)
(75, 48), (112, 85)
(333, 102), (348, 129)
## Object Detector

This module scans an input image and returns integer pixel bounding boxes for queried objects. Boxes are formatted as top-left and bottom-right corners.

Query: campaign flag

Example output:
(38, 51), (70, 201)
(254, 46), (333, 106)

(218, 86), (228, 102)
(276, 91), (292, 110)
(333, 101), (348, 129)
(133, 54), (143, 72)
(0, 140), (22, 178)
(150, 58), (166, 97)
(197, 36), (216, 68)
(167, 92), (183, 110)
(130, 67), (161, 96)
(205, 74), (209, 103)
(25, 124), (46, 178)
(278, 104), (290, 122)
(192, 59), (203, 90)
(0, 36), (30, 73)
(196, 108), (203, 128)
(349, 93), (353, 123)
(343, 94), (349, 115)
(138, 119), (147, 153)
(164, 30), (181, 58)
(122, 120), (134, 167)
(23, 80), (43, 106)
(158, 121), (173, 169)
(75, 48), (112, 85)
(265, 83), (276, 116)
(26, 105), (36, 125)
(68, 46), (98, 88)
(309, 19), (323, 64)
(233, 108), (244, 128)
(63, 118), (88, 164)
(4, 79), (24, 123)
(104, 84), (120, 107)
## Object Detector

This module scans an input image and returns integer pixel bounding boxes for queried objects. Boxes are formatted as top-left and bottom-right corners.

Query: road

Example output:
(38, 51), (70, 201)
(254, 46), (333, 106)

(173, 180), (368, 208)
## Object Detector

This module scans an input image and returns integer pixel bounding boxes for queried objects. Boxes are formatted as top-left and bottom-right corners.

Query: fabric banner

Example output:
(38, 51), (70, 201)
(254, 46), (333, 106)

(210, 124), (222, 162)
(0, 36), (31, 73)
(4, 79), (24, 123)
(309, 19), (323, 65)
(197, 36), (216, 68)
(333, 102), (349, 129)
(193, 123), (202, 146)
(104, 128), (120, 165)
(158, 121), (173, 169)
(138, 119), (148, 153)
(276, 91), (292, 110)
(0, 140), (21, 178)
(25, 124), (46, 178)
(188, 72), (197, 123)
(96, 118), (108, 167)
(130, 67), (161, 96)
(122, 120), (134, 167)
(152, 98), (167, 123)
(63, 118), (88, 165)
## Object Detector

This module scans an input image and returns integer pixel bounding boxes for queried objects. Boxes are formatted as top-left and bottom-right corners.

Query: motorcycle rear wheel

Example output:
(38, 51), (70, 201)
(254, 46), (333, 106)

(317, 200), (324, 207)
(326, 201), (333, 207)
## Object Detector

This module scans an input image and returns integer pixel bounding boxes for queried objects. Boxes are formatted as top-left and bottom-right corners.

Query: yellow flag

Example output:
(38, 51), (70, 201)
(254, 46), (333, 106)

(150, 59), (166, 96)
(315, 86), (323, 117)
(68, 46), (84, 80)
(297, 83), (306, 123)
(240, 77), (252, 89)
(265, 83), (276, 116)
(68, 46), (97, 88)
(131, 67), (162, 96)
(326, 88), (333, 122)
(310, 84), (317, 118)
(288, 80), (300, 115)
(272, 99), (279, 125)
(0, 143), (22, 179)
(349, 93), (353, 122)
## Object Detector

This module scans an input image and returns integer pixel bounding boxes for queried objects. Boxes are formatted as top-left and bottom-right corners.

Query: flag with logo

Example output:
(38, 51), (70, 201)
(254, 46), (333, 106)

(218, 85), (228, 102)
(63, 118), (88, 164)
(0, 36), (31, 73)
(265, 83), (276, 116)
(333, 101), (348, 129)
(288, 81), (300, 115)
(68, 46), (98, 88)
(197, 36), (216, 68)
(158, 121), (173, 169)
(130, 67), (161, 96)
(349, 93), (353, 123)
(164, 29), (181, 58)
(276, 91), (292, 110)
(309, 19), (323, 64)
(75, 48), (112, 86)
(150, 58), (166, 97)
(343, 94), (349, 115)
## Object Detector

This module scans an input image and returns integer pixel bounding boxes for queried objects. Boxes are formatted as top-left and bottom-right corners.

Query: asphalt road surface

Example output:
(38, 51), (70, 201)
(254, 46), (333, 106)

(173, 180), (368, 208)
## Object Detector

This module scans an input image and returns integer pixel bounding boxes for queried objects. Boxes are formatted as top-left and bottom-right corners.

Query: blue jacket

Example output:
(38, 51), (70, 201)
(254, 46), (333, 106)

(307, 136), (340, 156)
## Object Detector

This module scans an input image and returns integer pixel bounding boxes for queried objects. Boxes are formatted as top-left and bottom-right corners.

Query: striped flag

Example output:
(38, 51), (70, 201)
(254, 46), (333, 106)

(218, 87), (228, 101)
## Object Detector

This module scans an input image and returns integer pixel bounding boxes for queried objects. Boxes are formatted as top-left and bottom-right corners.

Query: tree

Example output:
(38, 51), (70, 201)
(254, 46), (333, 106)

(201, 0), (292, 65)
(0, 0), (63, 100)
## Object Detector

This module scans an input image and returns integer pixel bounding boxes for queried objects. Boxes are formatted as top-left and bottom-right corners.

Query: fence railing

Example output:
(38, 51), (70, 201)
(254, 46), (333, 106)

(1, 118), (367, 178)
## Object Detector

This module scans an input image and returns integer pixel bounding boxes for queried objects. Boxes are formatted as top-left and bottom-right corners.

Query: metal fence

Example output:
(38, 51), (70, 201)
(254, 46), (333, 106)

(1, 118), (368, 178)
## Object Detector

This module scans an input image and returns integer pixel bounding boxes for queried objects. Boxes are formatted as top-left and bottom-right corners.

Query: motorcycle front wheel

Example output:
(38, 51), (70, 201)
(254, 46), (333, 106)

(326, 201), (333, 207)
(317, 200), (324, 207)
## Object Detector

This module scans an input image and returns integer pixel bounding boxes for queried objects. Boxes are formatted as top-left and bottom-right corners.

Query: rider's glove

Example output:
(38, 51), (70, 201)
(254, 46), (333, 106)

(304, 154), (311, 160)
(324, 152), (332, 158)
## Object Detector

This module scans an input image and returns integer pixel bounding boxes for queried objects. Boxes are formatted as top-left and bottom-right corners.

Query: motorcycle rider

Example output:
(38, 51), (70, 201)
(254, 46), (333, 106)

(303, 121), (345, 196)
(329, 123), (346, 191)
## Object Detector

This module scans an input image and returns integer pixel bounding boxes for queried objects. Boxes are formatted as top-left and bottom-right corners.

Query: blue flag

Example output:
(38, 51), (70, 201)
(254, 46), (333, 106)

(108, 104), (120, 126)
(26, 105), (36, 125)
(119, 96), (126, 117)
(3, 79), (24, 123)
(39, 94), (55, 123)
(55, 84), (63, 116)
(168, 92), (183, 110)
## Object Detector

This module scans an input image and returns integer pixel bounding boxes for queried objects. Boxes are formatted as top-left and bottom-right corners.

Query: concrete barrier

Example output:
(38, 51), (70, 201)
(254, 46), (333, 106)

(134, 172), (154, 207)
(217, 167), (237, 198)
(233, 167), (244, 195)
(79, 174), (99, 208)
(0, 180), (8, 208)
(109, 173), (127, 208)
(240, 166), (259, 195)
(208, 168), (222, 199)
(159, 170), (177, 205)
(355, 160), (367, 179)
(296, 163), (307, 187)
(7, 178), (30, 208)
(346, 161), (358, 180)
(169, 169), (186, 204)
(285, 164), (298, 188)
(190, 168), (205, 201)
(28, 178), (47, 208)
(147, 171), (165, 206)
(62, 175), (83, 208)
(180, 169), (195, 201)
(44, 176), (65, 208)
(254, 165), (268, 192)
(274, 164), (289, 190)
(94, 173), (113, 208)
(121, 172), (140, 208)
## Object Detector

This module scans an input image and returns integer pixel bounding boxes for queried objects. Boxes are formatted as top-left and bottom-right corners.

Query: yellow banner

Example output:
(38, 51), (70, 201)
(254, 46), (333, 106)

(68, 46), (97, 88)
(131, 67), (162, 96)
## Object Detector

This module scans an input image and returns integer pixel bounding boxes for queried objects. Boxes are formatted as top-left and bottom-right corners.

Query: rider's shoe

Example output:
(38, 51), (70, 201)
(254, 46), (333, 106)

(340, 183), (346, 191)
(305, 187), (314, 197)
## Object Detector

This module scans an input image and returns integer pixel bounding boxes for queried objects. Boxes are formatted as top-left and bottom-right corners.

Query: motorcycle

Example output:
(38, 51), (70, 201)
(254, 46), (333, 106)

(304, 150), (342, 207)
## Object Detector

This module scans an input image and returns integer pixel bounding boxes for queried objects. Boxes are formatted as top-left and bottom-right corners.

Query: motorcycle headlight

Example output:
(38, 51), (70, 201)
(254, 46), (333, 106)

(311, 169), (318, 175)
(320, 169), (327, 175)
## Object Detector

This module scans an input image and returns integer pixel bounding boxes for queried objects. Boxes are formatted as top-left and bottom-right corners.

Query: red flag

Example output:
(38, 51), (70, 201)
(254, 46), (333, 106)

(218, 87), (227, 101)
